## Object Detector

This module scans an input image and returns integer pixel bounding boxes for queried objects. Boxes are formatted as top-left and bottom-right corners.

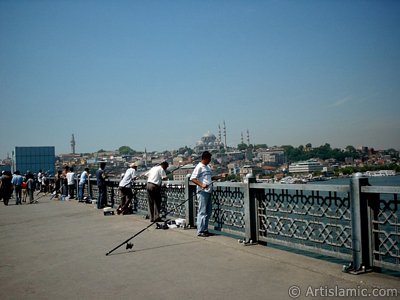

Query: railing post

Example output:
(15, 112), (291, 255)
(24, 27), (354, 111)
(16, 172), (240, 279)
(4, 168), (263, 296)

(184, 174), (195, 227)
(244, 173), (258, 244)
(346, 173), (371, 274)
(109, 180), (115, 208)
(85, 175), (90, 200)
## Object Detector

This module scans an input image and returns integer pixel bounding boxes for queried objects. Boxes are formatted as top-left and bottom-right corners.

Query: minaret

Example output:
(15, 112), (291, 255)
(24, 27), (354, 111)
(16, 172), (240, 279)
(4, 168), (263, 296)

(144, 148), (148, 168)
(241, 132), (244, 144)
(223, 120), (227, 150)
(218, 124), (222, 143)
(246, 129), (250, 146)
(71, 134), (76, 154)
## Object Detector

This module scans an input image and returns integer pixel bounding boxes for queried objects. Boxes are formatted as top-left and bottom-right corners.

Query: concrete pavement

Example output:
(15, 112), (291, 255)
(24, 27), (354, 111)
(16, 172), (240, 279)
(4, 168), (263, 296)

(0, 195), (399, 300)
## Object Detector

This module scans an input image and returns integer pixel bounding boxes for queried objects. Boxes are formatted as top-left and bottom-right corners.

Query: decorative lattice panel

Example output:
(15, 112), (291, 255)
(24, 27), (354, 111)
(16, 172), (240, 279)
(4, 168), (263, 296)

(194, 186), (246, 234)
(372, 193), (400, 270)
(257, 187), (352, 257)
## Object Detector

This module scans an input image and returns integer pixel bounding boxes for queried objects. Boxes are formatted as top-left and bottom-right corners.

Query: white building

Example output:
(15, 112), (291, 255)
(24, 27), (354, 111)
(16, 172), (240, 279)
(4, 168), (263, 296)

(194, 131), (224, 153)
(289, 159), (323, 174)
(259, 149), (286, 165)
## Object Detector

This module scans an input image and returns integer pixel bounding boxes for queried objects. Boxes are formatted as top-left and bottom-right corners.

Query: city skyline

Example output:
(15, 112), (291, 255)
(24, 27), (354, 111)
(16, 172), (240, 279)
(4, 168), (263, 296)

(1, 1), (399, 159)
(1, 131), (397, 159)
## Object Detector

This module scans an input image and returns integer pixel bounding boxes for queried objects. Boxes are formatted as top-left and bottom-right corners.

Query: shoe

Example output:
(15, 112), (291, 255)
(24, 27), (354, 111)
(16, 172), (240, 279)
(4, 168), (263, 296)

(197, 232), (209, 237)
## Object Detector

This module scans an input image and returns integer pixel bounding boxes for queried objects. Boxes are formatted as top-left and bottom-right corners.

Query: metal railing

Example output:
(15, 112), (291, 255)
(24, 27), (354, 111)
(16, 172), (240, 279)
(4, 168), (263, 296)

(253, 181), (352, 259)
(359, 184), (400, 272)
(83, 174), (399, 274)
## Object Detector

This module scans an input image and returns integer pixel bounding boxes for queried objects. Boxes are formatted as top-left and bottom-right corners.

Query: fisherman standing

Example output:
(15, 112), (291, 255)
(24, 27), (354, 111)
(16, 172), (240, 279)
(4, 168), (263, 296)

(78, 168), (90, 201)
(117, 163), (137, 215)
(96, 162), (108, 209)
(145, 161), (169, 222)
(190, 151), (226, 237)
(66, 167), (76, 199)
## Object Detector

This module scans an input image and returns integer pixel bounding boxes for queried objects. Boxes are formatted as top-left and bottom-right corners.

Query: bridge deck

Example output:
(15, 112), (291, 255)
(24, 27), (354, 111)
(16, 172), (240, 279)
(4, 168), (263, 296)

(0, 195), (398, 299)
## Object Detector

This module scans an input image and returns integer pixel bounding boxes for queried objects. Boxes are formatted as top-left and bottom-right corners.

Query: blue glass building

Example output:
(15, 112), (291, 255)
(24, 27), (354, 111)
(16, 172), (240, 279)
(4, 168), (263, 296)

(14, 146), (55, 175)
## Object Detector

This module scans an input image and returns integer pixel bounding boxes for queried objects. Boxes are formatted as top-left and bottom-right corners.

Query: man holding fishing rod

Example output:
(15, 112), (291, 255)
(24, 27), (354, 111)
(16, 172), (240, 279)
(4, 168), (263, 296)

(145, 161), (169, 222)
(117, 163), (138, 215)
(190, 151), (227, 237)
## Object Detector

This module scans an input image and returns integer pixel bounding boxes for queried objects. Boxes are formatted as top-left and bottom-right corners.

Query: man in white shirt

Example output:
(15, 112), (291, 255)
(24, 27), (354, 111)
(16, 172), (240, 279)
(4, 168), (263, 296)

(117, 163), (138, 215)
(145, 161), (169, 222)
(78, 168), (90, 201)
(190, 151), (226, 237)
(66, 167), (76, 199)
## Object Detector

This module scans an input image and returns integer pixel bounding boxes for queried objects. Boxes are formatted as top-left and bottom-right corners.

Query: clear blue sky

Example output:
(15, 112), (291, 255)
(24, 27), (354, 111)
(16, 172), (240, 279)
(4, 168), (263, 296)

(1, 0), (399, 158)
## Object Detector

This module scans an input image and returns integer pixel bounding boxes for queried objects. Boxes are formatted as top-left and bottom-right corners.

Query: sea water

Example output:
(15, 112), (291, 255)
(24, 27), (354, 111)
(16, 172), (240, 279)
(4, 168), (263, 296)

(309, 175), (400, 186)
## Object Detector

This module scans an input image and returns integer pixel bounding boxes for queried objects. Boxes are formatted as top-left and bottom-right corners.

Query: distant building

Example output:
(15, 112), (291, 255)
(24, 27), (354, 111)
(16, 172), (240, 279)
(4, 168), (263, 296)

(14, 146), (55, 175)
(194, 131), (224, 153)
(0, 163), (11, 173)
(239, 165), (263, 178)
(172, 155), (193, 167)
(172, 164), (195, 181)
(227, 163), (240, 175)
(259, 149), (286, 166)
(289, 159), (323, 175)
(345, 157), (354, 165)
(226, 151), (245, 161)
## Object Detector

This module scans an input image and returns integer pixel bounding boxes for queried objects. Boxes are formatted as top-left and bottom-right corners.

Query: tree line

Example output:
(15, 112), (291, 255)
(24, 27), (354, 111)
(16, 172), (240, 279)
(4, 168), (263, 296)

(104, 144), (399, 165)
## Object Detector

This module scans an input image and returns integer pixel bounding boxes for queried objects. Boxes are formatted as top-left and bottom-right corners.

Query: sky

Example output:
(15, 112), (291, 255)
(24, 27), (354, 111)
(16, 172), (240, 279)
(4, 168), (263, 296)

(1, 0), (399, 159)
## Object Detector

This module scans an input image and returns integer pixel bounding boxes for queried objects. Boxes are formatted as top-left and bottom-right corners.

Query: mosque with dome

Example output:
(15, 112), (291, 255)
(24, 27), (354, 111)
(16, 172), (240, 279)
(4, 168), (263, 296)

(194, 131), (225, 153)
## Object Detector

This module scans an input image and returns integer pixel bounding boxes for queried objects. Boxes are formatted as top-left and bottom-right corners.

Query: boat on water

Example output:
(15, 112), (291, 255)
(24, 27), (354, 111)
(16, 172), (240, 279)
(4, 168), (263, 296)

(363, 170), (396, 177)
(279, 176), (308, 184)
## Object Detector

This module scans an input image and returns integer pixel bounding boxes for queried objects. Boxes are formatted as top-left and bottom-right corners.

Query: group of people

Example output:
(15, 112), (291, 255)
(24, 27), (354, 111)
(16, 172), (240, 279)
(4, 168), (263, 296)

(0, 166), (92, 206)
(53, 165), (90, 201)
(94, 160), (168, 219)
(1, 151), (225, 237)
(0, 170), (37, 205)
(143, 151), (225, 237)
(107, 150), (225, 237)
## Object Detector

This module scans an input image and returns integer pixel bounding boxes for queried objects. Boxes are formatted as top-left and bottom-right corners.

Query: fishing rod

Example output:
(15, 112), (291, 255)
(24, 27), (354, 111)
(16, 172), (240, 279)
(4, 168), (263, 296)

(105, 173), (226, 256)
(113, 154), (203, 215)
(105, 183), (207, 256)
(134, 153), (202, 180)
(50, 185), (63, 200)
(31, 193), (47, 203)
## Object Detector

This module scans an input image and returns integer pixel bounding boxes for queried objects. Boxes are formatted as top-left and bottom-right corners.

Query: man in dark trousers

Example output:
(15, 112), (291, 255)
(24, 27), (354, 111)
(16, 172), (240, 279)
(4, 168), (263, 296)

(96, 162), (107, 209)
(145, 161), (169, 222)
(117, 163), (137, 215)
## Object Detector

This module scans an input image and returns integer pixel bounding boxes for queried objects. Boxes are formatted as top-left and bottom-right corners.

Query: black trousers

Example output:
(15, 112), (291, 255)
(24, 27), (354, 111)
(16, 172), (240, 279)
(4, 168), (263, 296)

(68, 184), (75, 199)
(118, 187), (133, 213)
(97, 186), (107, 209)
(146, 183), (162, 221)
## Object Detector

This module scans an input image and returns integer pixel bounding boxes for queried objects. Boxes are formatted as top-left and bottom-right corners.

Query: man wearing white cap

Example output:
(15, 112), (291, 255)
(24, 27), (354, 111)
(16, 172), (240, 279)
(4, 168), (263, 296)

(117, 163), (138, 215)
(145, 161), (169, 222)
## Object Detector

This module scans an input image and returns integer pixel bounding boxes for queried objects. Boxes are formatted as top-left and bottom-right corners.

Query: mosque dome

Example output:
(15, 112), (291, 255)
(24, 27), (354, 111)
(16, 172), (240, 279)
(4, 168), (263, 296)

(194, 131), (223, 152)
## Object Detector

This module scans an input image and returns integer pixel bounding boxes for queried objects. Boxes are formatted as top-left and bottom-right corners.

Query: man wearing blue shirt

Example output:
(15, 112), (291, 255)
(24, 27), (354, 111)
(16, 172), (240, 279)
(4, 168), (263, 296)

(11, 170), (24, 205)
(78, 168), (90, 201)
